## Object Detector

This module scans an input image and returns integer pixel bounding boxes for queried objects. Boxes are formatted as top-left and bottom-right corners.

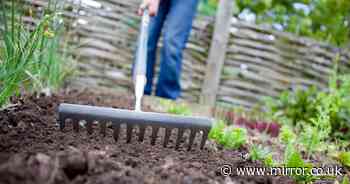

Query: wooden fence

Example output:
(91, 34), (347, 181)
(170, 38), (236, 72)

(14, 0), (350, 108)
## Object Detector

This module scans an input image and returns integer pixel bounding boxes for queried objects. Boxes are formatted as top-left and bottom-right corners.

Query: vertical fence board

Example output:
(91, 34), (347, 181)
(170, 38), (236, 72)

(200, 0), (235, 107)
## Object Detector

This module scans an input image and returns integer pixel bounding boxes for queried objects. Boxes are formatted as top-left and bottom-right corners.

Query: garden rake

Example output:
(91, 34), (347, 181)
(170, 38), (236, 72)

(58, 11), (213, 150)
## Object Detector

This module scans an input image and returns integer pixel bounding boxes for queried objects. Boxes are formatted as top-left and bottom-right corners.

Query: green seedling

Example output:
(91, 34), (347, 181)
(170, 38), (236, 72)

(160, 99), (192, 116)
(284, 143), (317, 183)
(209, 121), (247, 149)
(336, 152), (350, 168)
(208, 120), (226, 141)
(249, 144), (271, 162)
(263, 154), (275, 167)
(341, 176), (350, 184)
(221, 126), (247, 149)
(279, 126), (296, 145)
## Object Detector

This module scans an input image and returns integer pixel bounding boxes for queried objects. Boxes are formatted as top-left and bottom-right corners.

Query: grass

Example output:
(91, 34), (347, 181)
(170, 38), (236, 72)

(0, 0), (72, 107)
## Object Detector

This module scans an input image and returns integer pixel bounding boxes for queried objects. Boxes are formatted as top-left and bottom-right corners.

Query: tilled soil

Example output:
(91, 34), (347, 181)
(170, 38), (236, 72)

(0, 89), (294, 184)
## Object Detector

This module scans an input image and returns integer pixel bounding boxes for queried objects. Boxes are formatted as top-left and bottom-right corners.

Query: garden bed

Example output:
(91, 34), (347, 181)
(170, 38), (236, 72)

(0, 89), (294, 184)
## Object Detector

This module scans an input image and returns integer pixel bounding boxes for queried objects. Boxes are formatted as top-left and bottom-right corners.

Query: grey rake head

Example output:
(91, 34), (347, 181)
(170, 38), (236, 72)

(58, 103), (213, 150)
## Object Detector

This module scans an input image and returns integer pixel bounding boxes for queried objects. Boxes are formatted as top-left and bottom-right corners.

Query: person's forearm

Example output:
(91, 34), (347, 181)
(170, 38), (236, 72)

(138, 0), (160, 16)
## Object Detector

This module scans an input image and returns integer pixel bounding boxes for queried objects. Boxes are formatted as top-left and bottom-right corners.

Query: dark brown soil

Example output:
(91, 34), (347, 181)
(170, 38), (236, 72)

(0, 89), (295, 184)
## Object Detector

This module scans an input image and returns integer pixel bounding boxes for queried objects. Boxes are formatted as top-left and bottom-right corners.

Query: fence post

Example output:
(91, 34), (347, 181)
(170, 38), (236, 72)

(200, 0), (234, 107)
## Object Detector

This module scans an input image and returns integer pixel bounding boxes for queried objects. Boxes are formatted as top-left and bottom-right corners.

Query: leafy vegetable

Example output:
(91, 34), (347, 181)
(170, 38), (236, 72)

(279, 126), (296, 144)
(263, 58), (350, 140)
(221, 127), (247, 149)
(249, 144), (271, 161)
(337, 152), (350, 168)
(342, 176), (350, 184)
(209, 121), (247, 149)
(208, 120), (226, 141)
(284, 143), (316, 183)
(263, 154), (275, 167)
(160, 100), (192, 116)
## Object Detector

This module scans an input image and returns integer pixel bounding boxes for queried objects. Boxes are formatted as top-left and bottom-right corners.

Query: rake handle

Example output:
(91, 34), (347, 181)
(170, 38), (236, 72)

(133, 10), (150, 79)
(133, 10), (150, 111)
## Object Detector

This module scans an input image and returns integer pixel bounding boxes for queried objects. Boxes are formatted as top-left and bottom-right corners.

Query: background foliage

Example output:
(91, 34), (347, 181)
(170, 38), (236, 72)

(199, 0), (350, 47)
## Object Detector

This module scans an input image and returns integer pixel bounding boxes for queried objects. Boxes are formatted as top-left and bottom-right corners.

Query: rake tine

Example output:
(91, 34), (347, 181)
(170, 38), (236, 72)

(113, 124), (120, 142)
(163, 128), (172, 148)
(99, 121), (106, 136)
(175, 129), (184, 150)
(187, 129), (197, 151)
(58, 103), (213, 150)
(138, 126), (146, 142)
(150, 127), (159, 145)
(59, 117), (66, 130)
(126, 124), (133, 143)
(200, 130), (209, 149)
(72, 119), (79, 132)
(86, 121), (93, 134)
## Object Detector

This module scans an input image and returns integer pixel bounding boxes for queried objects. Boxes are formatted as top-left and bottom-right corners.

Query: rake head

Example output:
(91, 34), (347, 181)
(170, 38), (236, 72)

(58, 103), (213, 150)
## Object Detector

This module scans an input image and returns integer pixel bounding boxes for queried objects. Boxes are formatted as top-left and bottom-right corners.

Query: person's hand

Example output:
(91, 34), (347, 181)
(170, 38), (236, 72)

(138, 0), (160, 17)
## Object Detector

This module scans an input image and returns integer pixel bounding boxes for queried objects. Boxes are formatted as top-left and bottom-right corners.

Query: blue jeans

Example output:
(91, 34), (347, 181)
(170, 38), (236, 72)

(144, 0), (199, 99)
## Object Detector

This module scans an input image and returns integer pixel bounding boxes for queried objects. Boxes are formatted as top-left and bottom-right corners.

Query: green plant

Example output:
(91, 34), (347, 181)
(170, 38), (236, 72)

(249, 144), (271, 161)
(198, 0), (218, 16)
(208, 120), (226, 141)
(263, 154), (275, 167)
(279, 126), (296, 144)
(283, 143), (317, 183)
(160, 100), (192, 116)
(209, 121), (247, 149)
(0, 0), (71, 106)
(235, 0), (350, 46)
(221, 127), (247, 149)
(264, 86), (319, 127)
(336, 152), (350, 168)
(341, 176), (350, 184)
(299, 125), (327, 158)
(263, 57), (350, 140)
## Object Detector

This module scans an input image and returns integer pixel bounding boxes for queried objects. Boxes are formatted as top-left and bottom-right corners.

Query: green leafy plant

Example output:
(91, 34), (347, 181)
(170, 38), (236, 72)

(221, 127), (247, 149)
(235, 0), (350, 46)
(279, 126), (296, 144)
(249, 144), (271, 161)
(299, 104), (331, 157)
(209, 121), (247, 149)
(198, 0), (216, 16)
(336, 152), (350, 168)
(263, 154), (275, 167)
(341, 176), (350, 184)
(283, 143), (317, 183)
(208, 120), (226, 141)
(263, 57), (350, 140)
(160, 100), (192, 116)
(299, 125), (327, 158)
(264, 86), (319, 127)
(201, 0), (350, 46)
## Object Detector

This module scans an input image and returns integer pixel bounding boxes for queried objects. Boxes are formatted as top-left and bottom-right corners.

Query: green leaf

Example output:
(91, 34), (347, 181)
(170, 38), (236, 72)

(249, 144), (270, 161)
(264, 154), (274, 167)
(342, 176), (350, 184)
(337, 152), (350, 168)
(221, 127), (247, 149)
(279, 126), (296, 144)
(208, 120), (226, 141)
